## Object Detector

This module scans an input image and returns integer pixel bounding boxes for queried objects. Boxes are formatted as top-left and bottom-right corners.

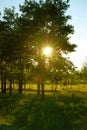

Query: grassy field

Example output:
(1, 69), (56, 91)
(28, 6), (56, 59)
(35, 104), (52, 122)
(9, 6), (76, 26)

(0, 84), (87, 130)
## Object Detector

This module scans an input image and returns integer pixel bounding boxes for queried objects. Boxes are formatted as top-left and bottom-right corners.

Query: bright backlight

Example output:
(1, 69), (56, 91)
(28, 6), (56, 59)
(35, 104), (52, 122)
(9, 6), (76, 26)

(43, 47), (52, 56)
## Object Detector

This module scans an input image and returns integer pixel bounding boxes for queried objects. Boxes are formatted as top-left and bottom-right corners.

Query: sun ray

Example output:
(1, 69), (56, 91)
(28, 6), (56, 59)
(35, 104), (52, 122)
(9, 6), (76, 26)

(43, 47), (52, 56)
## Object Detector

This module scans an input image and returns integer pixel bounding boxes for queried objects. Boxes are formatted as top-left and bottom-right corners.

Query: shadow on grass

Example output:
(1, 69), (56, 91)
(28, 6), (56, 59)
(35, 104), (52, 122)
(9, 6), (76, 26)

(0, 93), (87, 130)
(0, 125), (19, 130)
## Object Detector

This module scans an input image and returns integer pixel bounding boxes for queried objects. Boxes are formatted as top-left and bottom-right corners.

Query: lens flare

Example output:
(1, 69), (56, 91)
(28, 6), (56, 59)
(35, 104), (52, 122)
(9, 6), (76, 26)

(43, 47), (52, 56)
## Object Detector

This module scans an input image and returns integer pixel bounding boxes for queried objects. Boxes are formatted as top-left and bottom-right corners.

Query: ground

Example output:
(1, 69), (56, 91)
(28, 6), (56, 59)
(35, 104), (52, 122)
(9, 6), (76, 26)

(0, 84), (87, 130)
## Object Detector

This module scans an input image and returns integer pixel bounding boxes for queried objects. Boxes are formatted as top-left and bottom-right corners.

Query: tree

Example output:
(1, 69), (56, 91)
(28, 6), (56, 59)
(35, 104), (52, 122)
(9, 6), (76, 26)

(48, 55), (75, 89)
(18, 0), (77, 97)
(0, 7), (19, 94)
(81, 58), (87, 83)
(0, 0), (77, 96)
(0, 18), (10, 93)
(0, 6), (34, 94)
(0, 6), (24, 94)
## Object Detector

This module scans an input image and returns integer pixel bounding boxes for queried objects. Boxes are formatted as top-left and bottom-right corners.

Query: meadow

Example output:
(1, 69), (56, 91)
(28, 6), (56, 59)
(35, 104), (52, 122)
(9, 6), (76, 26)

(0, 83), (87, 130)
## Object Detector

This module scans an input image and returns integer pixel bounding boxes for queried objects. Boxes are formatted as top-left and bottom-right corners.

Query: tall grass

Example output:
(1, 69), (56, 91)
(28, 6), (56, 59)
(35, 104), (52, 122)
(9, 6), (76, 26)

(0, 87), (87, 130)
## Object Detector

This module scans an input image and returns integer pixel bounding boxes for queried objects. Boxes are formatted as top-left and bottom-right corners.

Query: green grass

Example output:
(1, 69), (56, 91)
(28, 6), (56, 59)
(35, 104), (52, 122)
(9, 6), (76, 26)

(0, 84), (87, 130)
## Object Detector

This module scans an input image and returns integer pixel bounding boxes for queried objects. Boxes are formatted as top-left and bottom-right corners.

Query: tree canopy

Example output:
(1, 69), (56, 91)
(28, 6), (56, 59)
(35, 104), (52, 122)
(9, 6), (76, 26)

(0, 0), (77, 95)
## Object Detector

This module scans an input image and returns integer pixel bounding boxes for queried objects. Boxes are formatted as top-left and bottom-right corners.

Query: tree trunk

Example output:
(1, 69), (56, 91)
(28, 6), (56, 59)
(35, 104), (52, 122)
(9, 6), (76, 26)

(18, 57), (24, 94)
(1, 68), (4, 93)
(3, 69), (6, 93)
(19, 78), (22, 94)
(9, 80), (12, 96)
(52, 81), (54, 92)
(55, 84), (57, 92)
(37, 81), (40, 95)
(41, 80), (44, 99)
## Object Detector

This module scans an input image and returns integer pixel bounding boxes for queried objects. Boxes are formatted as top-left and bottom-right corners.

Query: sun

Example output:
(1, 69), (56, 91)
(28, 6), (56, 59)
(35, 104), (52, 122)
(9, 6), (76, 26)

(43, 47), (52, 56)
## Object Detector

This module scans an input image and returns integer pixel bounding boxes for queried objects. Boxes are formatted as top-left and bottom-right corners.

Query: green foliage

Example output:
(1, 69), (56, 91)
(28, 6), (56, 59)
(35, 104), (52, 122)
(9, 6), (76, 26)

(3, 6), (18, 30)
(19, 0), (76, 52)
(0, 0), (77, 95)
(80, 58), (87, 82)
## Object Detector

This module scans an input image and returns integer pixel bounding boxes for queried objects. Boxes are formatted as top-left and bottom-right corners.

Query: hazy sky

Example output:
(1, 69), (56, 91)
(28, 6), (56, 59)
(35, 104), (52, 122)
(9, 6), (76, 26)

(0, 0), (87, 69)
(68, 0), (87, 69)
